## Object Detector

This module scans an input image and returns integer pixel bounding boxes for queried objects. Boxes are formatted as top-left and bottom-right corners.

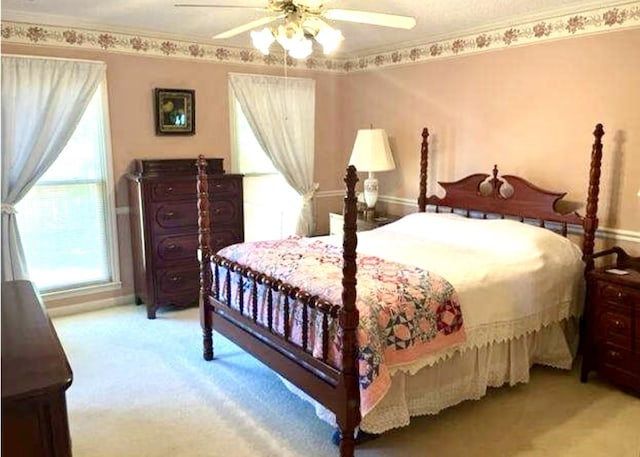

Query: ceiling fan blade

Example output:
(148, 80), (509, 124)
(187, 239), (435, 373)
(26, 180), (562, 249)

(174, 3), (268, 10)
(212, 15), (282, 39)
(323, 9), (416, 29)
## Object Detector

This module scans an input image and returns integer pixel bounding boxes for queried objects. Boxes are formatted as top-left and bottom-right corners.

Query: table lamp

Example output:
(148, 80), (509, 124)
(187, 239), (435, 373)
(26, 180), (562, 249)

(348, 128), (396, 211)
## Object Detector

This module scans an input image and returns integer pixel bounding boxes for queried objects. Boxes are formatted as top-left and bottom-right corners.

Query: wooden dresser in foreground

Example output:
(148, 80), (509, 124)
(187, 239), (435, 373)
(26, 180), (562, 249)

(581, 247), (640, 394)
(2, 280), (73, 457)
(127, 158), (244, 319)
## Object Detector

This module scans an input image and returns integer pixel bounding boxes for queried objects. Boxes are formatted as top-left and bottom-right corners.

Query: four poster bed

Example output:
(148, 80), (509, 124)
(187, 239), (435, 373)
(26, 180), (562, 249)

(196, 124), (605, 457)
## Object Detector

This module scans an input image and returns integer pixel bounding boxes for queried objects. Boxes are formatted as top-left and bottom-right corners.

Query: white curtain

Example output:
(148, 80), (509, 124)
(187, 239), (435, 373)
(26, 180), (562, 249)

(229, 73), (317, 236)
(1, 56), (106, 281)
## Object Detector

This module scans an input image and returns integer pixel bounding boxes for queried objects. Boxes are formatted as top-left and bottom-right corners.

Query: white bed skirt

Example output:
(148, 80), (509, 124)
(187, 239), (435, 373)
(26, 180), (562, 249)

(281, 318), (579, 434)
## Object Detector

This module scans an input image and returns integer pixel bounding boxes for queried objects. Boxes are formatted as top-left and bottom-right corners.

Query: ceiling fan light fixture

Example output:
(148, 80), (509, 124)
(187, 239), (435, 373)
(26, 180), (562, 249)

(275, 22), (304, 50)
(287, 37), (313, 59)
(180, 1), (417, 59)
(250, 28), (275, 55)
(315, 26), (343, 55)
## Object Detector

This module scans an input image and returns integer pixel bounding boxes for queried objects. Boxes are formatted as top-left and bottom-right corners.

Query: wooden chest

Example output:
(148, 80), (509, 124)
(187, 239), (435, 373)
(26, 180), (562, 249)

(581, 256), (640, 394)
(127, 158), (244, 319)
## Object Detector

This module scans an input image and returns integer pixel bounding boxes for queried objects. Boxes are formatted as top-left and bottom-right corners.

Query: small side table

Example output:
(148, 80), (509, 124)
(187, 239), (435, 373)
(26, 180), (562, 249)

(581, 247), (640, 395)
(329, 212), (401, 235)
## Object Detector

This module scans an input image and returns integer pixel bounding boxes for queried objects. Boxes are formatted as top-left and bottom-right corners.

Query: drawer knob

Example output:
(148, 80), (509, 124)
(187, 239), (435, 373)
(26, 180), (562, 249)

(607, 350), (622, 360)
(613, 319), (624, 329)
(165, 211), (175, 218)
(166, 186), (174, 193)
(213, 208), (221, 215)
(166, 243), (180, 251)
(170, 275), (182, 282)
(215, 184), (222, 189)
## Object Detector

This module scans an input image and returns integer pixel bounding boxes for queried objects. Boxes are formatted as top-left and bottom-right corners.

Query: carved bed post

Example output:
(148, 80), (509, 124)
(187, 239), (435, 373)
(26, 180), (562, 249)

(197, 155), (214, 361)
(337, 165), (360, 457)
(582, 123), (604, 271)
(418, 127), (430, 212)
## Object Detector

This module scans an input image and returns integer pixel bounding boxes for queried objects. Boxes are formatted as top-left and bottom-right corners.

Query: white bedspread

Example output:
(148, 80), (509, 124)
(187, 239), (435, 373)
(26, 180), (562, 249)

(322, 212), (585, 374)
(282, 213), (585, 432)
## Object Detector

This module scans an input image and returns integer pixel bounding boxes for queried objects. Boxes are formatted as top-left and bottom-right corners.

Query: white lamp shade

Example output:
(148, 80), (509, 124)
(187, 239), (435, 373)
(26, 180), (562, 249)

(348, 129), (396, 172)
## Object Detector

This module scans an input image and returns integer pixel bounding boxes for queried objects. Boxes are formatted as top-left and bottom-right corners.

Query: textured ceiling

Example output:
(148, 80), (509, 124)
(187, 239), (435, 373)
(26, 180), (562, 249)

(1, 0), (632, 56)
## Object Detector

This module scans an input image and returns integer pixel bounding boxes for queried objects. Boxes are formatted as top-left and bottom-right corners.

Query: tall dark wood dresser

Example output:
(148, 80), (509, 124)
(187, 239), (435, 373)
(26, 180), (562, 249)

(127, 158), (244, 319)
(2, 280), (73, 457)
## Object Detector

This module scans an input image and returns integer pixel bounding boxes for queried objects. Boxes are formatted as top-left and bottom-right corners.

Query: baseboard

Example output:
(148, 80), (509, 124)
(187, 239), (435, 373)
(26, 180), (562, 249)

(47, 294), (134, 318)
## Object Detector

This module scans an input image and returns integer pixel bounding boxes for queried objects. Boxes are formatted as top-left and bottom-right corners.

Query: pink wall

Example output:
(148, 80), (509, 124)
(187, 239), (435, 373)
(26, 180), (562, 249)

(1, 42), (347, 307)
(3, 27), (639, 307)
(340, 29), (640, 244)
(1, 44), (345, 202)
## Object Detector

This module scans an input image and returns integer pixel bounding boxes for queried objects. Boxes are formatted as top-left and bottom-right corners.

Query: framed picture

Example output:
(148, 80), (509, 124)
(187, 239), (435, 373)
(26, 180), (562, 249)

(154, 88), (195, 135)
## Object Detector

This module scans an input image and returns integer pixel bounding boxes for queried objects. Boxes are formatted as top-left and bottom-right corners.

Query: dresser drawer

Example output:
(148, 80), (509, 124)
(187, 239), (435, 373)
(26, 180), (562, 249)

(209, 179), (242, 200)
(210, 199), (242, 226)
(595, 309), (633, 349)
(152, 202), (197, 229)
(152, 199), (241, 230)
(155, 234), (198, 265)
(154, 230), (241, 266)
(212, 229), (243, 253)
(596, 344), (640, 386)
(596, 281), (638, 308)
(156, 266), (199, 300)
(150, 178), (241, 202)
(150, 181), (194, 202)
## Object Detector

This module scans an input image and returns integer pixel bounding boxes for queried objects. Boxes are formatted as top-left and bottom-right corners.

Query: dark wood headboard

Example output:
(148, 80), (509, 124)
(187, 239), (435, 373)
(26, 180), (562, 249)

(417, 124), (605, 265)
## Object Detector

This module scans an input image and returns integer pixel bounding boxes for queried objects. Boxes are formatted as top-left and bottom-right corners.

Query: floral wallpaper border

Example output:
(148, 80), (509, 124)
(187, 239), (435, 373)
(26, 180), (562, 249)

(1, 2), (639, 73)
(0, 20), (345, 72)
(346, 2), (640, 72)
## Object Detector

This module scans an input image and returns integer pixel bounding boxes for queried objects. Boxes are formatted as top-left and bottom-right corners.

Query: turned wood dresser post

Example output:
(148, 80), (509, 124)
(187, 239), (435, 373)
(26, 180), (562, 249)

(197, 155), (214, 360)
(582, 123), (604, 271)
(418, 127), (430, 212)
(337, 165), (360, 457)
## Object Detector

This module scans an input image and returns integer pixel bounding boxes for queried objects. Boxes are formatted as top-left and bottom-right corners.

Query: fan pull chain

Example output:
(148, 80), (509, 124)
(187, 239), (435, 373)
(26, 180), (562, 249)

(283, 49), (289, 122)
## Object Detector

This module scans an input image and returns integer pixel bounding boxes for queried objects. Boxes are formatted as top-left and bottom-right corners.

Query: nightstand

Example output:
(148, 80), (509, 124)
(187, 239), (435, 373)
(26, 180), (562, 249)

(581, 247), (640, 395)
(329, 212), (401, 235)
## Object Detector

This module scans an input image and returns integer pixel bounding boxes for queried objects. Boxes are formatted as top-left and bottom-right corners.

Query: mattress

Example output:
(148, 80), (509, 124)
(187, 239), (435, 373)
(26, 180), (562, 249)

(283, 212), (585, 432)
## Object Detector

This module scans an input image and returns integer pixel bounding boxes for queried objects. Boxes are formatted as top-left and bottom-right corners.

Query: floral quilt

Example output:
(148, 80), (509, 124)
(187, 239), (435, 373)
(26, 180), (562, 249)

(216, 237), (466, 415)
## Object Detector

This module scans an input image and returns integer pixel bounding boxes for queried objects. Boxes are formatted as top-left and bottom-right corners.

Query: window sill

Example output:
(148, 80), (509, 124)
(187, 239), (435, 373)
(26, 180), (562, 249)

(41, 281), (122, 301)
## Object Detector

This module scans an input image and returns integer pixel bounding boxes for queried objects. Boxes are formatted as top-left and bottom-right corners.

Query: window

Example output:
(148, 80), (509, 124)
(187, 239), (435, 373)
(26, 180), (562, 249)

(16, 82), (119, 293)
(231, 98), (300, 241)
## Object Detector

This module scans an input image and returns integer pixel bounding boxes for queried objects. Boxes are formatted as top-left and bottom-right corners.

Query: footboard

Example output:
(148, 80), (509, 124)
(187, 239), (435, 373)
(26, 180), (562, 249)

(210, 254), (343, 385)
(197, 157), (361, 456)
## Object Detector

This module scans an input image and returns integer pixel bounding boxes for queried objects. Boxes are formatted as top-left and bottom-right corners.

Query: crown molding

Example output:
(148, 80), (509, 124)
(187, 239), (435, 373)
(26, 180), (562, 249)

(2, 2), (639, 73)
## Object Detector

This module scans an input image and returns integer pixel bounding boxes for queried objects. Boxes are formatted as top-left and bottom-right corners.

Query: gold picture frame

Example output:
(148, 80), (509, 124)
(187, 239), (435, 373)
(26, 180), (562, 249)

(154, 88), (195, 135)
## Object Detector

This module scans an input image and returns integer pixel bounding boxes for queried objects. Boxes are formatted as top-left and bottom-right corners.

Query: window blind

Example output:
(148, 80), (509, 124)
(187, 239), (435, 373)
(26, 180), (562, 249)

(16, 85), (114, 292)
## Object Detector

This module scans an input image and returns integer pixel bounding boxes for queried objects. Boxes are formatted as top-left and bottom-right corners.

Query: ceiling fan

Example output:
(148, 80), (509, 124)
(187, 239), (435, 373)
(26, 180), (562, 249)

(174, 0), (417, 59)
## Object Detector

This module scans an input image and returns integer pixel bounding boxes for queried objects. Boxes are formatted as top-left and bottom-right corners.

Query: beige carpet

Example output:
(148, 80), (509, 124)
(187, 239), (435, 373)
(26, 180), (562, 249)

(52, 305), (640, 457)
